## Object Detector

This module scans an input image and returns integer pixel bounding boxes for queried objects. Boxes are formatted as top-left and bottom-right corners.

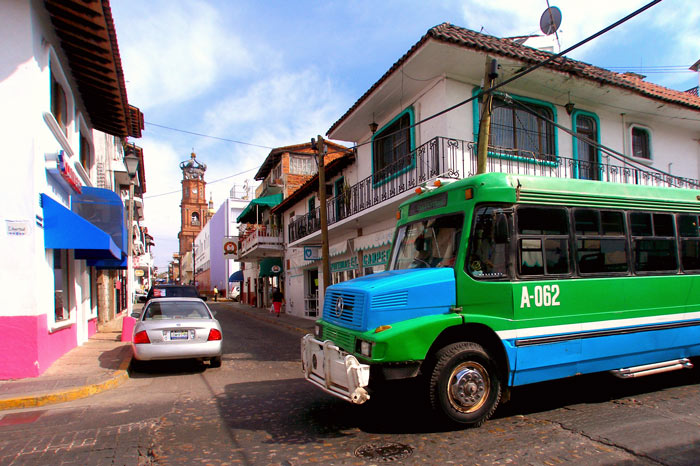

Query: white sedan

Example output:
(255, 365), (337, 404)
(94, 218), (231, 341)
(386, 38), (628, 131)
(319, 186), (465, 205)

(131, 297), (223, 367)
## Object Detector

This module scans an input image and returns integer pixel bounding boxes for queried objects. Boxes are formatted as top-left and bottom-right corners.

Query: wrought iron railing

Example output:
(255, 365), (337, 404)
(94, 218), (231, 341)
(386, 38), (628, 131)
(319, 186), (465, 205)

(288, 136), (700, 243)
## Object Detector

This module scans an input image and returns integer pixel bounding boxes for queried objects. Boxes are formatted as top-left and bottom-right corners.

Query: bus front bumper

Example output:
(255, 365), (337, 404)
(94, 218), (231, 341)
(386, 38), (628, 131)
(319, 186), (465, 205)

(301, 334), (370, 404)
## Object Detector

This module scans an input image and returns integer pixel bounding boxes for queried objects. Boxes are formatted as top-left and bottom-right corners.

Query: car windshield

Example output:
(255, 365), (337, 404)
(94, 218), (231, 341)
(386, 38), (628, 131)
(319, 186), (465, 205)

(143, 301), (211, 320)
(390, 213), (464, 270)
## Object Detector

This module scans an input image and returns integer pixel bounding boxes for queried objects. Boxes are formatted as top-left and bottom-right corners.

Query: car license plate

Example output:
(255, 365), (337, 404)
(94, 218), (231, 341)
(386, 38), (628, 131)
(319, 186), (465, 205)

(170, 330), (189, 340)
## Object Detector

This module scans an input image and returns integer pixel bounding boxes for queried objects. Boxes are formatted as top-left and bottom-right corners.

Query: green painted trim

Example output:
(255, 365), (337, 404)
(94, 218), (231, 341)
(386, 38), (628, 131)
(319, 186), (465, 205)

(471, 87), (559, 165)
(571, 109), (602, 179)
(371, 107), (416, 188)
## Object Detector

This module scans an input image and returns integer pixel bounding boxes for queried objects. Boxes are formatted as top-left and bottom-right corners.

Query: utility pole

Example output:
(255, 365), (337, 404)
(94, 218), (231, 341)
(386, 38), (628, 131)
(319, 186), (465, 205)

(476, 57), (498, 174)
(315, 135), (331, 293)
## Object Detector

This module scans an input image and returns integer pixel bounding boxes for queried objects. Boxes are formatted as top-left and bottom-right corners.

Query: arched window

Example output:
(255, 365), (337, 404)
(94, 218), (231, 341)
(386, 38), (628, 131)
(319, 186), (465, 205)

(191, 212), (200, 226)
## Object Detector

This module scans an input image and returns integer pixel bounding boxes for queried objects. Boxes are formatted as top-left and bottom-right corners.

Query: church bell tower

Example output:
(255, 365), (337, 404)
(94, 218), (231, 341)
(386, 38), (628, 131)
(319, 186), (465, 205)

(178, 152), (208, 258)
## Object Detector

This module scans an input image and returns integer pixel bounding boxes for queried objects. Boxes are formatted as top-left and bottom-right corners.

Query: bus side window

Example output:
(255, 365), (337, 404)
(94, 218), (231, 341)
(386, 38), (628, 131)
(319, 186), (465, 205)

(678, 214), (700, 271)
(517, 206), (571, 276)
(630, 212), (678, 272)
(574, 209), (628, 274)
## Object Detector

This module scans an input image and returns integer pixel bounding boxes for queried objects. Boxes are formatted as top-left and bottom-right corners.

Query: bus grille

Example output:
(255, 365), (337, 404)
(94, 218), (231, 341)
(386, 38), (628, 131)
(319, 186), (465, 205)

(322, 326), (355, 353)
(323, 290), (364, 330)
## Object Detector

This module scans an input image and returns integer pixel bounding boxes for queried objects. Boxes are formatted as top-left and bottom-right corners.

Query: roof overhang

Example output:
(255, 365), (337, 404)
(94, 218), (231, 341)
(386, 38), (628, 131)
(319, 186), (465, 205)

(43, 0), (143, 138)
(328, 23), (700, 141)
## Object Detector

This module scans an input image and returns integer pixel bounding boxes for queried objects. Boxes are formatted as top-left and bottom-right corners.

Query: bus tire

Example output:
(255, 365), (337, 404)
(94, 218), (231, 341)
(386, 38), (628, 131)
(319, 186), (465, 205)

(429, 341), (501, 427)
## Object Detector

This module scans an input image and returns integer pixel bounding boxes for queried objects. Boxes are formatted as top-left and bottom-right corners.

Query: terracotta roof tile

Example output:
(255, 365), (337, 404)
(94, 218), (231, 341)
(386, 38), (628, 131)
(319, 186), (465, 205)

(328, 22), (700, 135)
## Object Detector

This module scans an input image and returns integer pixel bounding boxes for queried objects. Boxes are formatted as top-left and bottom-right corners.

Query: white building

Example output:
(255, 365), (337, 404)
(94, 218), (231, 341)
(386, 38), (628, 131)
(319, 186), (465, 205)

(275, 23), (700, 319)
(0, 0), (143, 378)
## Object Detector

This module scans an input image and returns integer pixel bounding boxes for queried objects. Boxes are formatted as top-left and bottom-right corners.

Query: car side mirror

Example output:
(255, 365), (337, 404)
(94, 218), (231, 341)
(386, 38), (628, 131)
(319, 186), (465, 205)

(130, 312), (141, 319)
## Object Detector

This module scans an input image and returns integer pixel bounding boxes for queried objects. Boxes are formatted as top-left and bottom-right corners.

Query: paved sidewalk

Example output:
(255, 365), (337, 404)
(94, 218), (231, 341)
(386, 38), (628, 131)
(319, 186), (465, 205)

(0, 301), (317, 411)
(0, 313), (132, 411)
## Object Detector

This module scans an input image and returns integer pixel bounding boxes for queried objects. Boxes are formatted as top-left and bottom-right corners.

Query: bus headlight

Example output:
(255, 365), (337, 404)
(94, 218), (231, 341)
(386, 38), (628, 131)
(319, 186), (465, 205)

(357, 339), (374, 358)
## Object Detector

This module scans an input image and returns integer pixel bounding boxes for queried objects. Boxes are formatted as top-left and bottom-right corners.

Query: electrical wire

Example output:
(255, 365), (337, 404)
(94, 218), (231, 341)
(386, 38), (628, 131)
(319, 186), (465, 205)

(348, 0), (664, 155)
(143, 1), (666, 199)
(145, 121), (275, 150)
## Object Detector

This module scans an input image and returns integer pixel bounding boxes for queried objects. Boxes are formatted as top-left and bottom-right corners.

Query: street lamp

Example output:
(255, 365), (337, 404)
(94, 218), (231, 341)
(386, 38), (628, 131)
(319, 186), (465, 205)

(124, 150), (140, 261)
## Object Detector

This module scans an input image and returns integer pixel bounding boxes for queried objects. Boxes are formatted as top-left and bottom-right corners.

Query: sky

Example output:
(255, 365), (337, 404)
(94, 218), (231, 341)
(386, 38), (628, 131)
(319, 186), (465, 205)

(109, 0), (700, 271)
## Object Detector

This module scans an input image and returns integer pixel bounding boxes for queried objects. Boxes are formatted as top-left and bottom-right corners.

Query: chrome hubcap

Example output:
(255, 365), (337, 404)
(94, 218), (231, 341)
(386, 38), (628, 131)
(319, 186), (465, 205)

(448, 362), (489, 413)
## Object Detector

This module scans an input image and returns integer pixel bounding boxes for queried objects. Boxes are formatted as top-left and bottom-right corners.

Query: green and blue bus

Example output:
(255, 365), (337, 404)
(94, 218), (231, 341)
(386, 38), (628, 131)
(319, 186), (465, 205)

(302, 172), (700, 426)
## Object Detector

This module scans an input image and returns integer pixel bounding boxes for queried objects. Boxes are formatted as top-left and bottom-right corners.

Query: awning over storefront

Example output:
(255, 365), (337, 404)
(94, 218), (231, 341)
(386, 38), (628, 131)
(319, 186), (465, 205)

(72, 187), (127, 252)
(329, 240), (348, 257)
(229, 270), (244, 282)
(41, 193), (121, 260)
(354, 227), (394, 251)
(259, 257), (283, 277)
(237, 193), (283, 223)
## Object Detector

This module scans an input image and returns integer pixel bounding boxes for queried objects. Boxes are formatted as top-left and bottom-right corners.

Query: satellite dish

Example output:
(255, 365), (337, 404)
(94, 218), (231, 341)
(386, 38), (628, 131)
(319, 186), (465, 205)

(540, 6), (562, 35)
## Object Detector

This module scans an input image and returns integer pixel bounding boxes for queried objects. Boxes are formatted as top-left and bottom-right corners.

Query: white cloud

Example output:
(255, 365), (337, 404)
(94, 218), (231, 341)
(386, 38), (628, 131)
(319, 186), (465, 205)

(114, 0), (256, 110)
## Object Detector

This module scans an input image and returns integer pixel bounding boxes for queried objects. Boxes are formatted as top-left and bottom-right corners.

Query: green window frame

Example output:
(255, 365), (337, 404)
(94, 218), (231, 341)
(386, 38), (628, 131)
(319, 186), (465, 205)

(571, 110), (601, 180)
(371, 107), (415, 187)
(472, 88), (558, 166)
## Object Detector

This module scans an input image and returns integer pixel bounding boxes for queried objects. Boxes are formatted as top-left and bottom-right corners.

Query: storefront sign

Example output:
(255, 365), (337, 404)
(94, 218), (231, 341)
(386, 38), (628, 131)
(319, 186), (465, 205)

(46, 150), (82, 194)
(303, 246), (320, 260)
(223, 236), (239, 258)
(331, 256), (358, 272)
(134, 269), (145, 277)
(6, 220), (30, 236)
(363, 248), (391, 267)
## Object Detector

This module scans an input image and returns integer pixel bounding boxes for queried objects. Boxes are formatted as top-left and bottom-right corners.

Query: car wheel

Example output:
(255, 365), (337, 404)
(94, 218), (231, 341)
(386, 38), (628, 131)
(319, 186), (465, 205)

(429, 341), (501, 427)
(209, 356), (222, 368)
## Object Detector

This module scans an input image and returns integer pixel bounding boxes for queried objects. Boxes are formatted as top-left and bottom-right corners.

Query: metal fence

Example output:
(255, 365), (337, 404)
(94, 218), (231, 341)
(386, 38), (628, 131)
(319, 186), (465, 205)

(288, 136), (700, 243)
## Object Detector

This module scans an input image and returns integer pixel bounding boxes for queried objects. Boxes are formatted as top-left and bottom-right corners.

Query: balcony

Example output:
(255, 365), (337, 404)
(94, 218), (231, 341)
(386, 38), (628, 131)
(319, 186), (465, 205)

(288, 136), (699, 243)
(238, 224), (284, 260)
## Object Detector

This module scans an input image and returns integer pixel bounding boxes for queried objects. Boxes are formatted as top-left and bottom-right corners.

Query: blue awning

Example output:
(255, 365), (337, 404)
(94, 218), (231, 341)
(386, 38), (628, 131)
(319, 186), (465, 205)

(72, 187), (127, 253)
(71, 187), (128, 269)
(228, 270), (244, 282)
(41, 194), (121, 260)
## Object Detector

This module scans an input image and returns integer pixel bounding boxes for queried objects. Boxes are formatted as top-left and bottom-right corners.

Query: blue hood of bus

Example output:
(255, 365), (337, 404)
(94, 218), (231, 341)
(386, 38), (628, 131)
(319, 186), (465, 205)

(322, 268), (456, 332)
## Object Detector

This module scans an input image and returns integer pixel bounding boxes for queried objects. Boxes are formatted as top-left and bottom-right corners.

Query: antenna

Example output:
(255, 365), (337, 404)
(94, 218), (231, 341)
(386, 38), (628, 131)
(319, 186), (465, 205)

(540, 5), (562, 35)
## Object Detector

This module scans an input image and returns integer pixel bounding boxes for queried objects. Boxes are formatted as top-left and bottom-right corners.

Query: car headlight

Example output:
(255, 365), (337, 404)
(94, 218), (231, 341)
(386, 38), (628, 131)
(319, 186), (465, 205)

(314, 324), (322, 338)
(357, 339), (374, 358)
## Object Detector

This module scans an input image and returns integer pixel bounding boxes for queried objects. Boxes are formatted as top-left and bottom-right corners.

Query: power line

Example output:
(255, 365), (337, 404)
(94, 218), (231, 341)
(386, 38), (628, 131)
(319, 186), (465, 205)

(348, 0), (665, 154)
(145, 121), (275, 150)
(144, 166), (258, 199)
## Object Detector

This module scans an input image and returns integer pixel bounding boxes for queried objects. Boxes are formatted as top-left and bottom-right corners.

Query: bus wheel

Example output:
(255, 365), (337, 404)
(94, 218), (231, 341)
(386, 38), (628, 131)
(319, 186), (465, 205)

(429, 342), (501, 427)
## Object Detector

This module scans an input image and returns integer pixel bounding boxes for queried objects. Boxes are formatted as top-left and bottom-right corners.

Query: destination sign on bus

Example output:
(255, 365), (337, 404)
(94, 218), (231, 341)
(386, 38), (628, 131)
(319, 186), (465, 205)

(408, 192), (447, 216)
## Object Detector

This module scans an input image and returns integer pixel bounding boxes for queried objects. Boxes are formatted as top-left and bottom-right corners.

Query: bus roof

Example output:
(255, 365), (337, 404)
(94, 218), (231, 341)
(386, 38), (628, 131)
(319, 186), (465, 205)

(401, 173), (700, 214)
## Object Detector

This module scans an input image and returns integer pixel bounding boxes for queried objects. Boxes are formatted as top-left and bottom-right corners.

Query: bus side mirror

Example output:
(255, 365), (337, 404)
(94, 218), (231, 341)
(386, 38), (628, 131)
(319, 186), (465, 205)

(494, 215), (510, 243)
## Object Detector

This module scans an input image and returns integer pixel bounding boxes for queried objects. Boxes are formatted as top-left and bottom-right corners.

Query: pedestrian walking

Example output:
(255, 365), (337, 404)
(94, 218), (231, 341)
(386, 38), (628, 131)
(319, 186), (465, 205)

(213, 286), (218, 302)
(272, 287), (284, 317)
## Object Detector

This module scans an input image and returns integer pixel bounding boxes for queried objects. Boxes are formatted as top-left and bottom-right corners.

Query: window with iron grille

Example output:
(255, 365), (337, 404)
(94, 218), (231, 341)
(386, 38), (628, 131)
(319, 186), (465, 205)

(489, 97), (555, 160)
(372, 108), (415, 184)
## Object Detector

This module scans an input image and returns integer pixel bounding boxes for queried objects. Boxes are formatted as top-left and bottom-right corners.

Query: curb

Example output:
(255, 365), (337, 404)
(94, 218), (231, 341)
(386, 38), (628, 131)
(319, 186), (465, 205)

(0, 347), (132, 411)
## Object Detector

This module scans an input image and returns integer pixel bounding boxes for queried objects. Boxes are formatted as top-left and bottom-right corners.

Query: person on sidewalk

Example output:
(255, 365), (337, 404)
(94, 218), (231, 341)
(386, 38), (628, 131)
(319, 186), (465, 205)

(272, 287), (285, 318)
(213, 286), (219, 302)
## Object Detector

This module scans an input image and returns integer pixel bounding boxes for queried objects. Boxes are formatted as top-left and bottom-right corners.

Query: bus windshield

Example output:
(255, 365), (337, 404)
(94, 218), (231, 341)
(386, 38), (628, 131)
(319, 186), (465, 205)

(390, 213), (463, 270)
